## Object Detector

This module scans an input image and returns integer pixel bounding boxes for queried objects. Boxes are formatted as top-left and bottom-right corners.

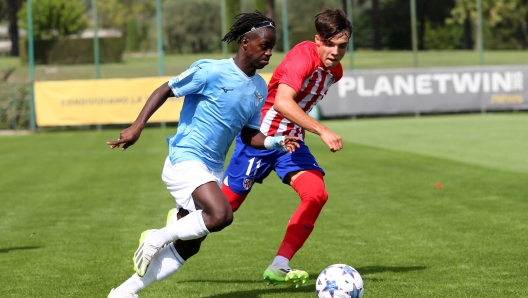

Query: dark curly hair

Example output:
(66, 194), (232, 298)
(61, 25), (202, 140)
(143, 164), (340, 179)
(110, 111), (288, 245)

(222, 10), (275, 44)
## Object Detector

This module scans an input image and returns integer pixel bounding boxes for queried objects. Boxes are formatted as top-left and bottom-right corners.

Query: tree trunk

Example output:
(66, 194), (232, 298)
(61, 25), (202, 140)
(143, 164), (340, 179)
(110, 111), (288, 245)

(342, 0), (347, 15)
(372, 0), (381, 50)
(265, 0), (275, 21)
(418, 9), (425, 50)
(7, 0), (19, 57)
(226, 0), (241, 53)
(463, 9), (472, 50)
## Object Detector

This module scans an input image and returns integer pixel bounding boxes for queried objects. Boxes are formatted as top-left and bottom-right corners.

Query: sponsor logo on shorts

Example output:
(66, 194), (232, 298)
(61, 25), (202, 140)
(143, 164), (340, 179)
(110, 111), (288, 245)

(242, 177), (254, 190)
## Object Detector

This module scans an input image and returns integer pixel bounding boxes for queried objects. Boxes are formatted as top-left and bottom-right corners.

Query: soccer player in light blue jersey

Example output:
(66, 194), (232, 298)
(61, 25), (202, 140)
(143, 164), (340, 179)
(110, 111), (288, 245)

(105, 11), (298, 298)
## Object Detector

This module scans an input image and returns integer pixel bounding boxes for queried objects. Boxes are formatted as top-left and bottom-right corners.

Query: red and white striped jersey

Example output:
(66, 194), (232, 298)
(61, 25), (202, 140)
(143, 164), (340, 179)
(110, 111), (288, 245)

(260, 41), (343, 141)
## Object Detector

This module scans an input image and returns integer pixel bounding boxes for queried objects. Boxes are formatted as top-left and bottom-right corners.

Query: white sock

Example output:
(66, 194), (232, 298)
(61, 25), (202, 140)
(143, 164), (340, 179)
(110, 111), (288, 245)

(271, 255), (290, 267)
(151, 210), (209, 247)
(116, 243), (186, 294)
(113, 276), (142, 295)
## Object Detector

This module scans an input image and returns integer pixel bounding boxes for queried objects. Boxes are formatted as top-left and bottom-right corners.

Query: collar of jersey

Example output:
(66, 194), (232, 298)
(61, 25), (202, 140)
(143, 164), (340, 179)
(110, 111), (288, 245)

(230, 58), (255, 81)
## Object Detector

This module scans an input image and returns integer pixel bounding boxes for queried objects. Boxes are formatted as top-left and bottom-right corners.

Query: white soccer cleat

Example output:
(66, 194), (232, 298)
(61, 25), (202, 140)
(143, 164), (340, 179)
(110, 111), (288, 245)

(133, 229), (162, 277)
(108, 288), (139, 298)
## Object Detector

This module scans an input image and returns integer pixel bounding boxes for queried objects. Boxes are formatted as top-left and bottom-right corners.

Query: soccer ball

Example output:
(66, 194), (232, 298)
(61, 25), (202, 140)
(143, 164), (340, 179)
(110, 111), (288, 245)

(315, 264), (364, 298)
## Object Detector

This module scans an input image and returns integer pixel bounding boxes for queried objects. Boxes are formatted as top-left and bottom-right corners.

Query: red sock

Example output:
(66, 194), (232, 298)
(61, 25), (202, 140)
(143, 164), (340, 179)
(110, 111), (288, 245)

(221, 183), (248, 212)
(276, 170), (328, 260)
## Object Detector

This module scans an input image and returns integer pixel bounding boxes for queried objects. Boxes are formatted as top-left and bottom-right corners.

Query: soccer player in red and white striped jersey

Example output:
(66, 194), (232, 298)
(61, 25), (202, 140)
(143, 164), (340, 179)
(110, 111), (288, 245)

(260, 39), (343, 142)
(222, 8), (353, 287)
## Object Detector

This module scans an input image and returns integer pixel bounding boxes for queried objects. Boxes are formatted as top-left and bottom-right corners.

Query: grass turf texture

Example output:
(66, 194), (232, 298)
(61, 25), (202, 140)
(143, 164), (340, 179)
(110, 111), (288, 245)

(1, 113), (527, 297)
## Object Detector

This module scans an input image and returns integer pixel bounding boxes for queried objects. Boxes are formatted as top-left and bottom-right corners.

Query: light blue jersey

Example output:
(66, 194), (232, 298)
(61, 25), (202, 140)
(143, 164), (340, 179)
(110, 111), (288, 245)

(167, 58), (268, 172)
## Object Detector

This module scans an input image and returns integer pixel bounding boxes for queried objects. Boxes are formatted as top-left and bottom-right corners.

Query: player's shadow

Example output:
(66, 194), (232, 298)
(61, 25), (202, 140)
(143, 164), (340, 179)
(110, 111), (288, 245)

(204, 284), (314, 298)
(0, 246), (41, 253)
(179, 279), (313, 298)
(188, 266), (427, 297)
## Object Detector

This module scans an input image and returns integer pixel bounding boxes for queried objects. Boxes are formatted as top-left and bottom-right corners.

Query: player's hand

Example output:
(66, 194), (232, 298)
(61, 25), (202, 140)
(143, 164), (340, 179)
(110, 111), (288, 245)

(319, 129), (343, 152)
(283, 136), (301, 153)
(106, 125), (143, 151)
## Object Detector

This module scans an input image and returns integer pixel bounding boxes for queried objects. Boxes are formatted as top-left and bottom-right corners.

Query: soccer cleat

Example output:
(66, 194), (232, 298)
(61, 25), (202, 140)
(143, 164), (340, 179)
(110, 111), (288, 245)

(263, 264), (309, 288)
(108, 288), (139, 298)
(166, 208), (177, 226)
(133, 229), (162, 277)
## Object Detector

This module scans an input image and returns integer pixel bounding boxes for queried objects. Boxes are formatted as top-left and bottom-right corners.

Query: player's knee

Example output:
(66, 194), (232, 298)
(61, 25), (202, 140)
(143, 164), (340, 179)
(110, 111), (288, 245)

(316, 187), (329, 204)
(304, 186), (328, 209)
(294, 170), (328, 206)
(220, 208), (234, 228)
(205, 206), (233, 232)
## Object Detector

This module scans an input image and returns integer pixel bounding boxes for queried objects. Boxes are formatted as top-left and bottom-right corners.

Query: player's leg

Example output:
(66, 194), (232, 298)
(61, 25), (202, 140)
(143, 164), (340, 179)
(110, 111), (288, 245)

(133, 159), (227, 277)
(109, 242), (186, 297)
(278, 169), (327, 259)
(170, 208), (207, 260)
(109, 208), (206, 297)
(264, 144), (327, 287)
(264, 170), (326, 287)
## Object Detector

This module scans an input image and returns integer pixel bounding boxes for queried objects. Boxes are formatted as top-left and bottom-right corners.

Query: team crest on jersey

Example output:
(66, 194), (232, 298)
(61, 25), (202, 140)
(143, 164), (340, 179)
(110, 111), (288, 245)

(328, 77), (336, 86)
(242, 177), (255, 190)
(254, 91), (264, 105)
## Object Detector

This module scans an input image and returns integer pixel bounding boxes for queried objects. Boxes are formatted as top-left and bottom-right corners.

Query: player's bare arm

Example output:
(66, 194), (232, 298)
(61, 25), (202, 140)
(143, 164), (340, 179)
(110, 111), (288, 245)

(240, 126), (300, 153)
(273, 83), (343, 152)
(106, 82), (175, 151)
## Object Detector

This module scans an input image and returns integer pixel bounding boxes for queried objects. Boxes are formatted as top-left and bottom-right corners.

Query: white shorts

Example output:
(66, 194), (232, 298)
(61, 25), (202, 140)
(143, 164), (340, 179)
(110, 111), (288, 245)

(161, 157), (223, 212)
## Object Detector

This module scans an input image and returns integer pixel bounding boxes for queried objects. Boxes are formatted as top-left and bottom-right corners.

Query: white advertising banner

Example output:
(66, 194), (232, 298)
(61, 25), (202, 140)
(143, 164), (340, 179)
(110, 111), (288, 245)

(320, 65), (528, 116)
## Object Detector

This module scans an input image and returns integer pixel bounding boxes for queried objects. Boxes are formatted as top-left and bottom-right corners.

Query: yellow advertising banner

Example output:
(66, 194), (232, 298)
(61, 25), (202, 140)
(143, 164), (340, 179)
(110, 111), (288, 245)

(35, 73), (273, 127)
(35, 77), (179, 126)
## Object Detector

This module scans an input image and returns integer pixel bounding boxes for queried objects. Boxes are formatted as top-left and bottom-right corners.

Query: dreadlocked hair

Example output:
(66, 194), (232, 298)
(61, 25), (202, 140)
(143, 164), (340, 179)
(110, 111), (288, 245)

(222, 10), (275, 44)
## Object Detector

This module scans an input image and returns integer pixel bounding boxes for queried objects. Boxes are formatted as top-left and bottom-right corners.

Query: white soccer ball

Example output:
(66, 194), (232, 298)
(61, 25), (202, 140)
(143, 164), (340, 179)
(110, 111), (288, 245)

(315, 264), (364, 298)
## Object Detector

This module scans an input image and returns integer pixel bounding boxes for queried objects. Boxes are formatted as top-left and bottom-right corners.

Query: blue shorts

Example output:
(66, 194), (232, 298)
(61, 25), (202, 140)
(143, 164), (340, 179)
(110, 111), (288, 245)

(224, 134), (325, 194)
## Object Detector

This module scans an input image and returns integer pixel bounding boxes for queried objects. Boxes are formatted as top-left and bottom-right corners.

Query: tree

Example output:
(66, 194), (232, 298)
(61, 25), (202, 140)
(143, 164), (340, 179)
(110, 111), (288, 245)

(7, 0), (22, 56)
(367, 0), (455, 50)
(254, 0), (265, 14)
(283, 0), (341, 49)
(163, 0), (221, 54)
(0, 0), (7, 23)
(125, 18), (139, 52)
(226, 0), (241, 53)
(446, 0), (476, 49)
(372, 0), (381, 50)
(95, 0), (154, 52)
(416, 0), (456, 50)
(18, 0), (89, 39)
(447, 0), (528, 49)
(265, 0), (275, 20)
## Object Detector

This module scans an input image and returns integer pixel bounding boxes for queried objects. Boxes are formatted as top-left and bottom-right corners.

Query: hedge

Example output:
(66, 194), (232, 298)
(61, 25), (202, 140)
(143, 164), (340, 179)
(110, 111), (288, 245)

(19, 37), (125, 65)
(0, 83), (30, 130)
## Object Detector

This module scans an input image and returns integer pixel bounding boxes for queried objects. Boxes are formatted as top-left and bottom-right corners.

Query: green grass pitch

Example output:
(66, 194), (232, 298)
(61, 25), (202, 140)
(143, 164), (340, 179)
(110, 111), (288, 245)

(1, 113), (527, 297)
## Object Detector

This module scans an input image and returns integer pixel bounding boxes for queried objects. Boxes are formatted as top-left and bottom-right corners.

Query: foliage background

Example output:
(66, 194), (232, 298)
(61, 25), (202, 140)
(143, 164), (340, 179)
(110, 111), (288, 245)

(1, 0), (527, 130)
(0, 0), (527, 53)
